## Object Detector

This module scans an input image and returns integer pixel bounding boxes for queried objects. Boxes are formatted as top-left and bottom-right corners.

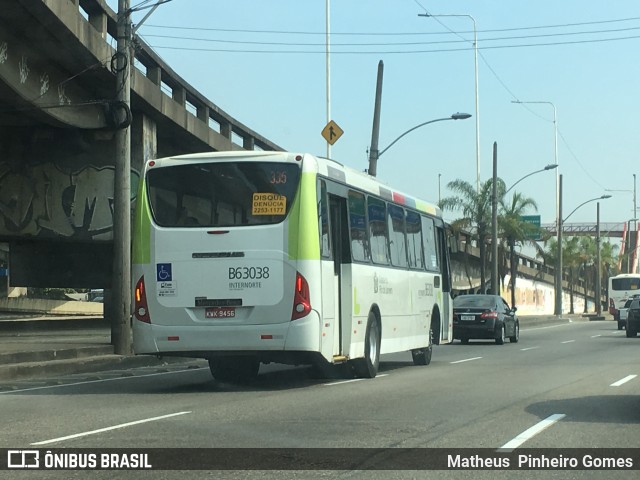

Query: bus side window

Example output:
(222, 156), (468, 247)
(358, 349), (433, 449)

(421, 216), (439, 271)
(368, 196), (389, 265)
(406, 210), (423, 269)
(387, 204), (407, 268)
(318, 180), (331, 258)
(348, 190), (370, 262)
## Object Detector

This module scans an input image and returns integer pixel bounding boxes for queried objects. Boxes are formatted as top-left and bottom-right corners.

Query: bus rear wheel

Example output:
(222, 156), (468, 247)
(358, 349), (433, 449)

(352, 312), (380, 378)
(208, 356), (260, 382)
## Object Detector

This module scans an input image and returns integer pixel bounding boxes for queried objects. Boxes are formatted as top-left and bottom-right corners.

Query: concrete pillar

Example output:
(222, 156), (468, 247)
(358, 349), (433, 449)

(88, 11), (108, 38)
(172, 86), (186, 107)
(243, 135), (255, 150)
(131, 113), (157, 172)
(197, 105), (209, 123)
(148, 66), (161, 85)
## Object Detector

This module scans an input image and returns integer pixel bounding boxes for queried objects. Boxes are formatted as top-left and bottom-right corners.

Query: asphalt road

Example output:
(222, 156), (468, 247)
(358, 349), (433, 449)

(0, 319), (638, 480)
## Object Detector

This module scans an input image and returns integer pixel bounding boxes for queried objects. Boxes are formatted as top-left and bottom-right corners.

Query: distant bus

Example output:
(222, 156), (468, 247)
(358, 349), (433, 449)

(131, 151), (453, 381)
(608, 273), (640, 319)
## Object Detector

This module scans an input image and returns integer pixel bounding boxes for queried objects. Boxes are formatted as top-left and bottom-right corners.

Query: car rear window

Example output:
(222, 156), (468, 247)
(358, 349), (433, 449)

(453, 296), (496, 309)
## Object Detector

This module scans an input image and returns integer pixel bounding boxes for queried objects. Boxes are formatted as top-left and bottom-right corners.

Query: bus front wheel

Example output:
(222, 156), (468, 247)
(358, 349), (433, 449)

(208, 356), (260, 383)
(352, 311), (380, 378)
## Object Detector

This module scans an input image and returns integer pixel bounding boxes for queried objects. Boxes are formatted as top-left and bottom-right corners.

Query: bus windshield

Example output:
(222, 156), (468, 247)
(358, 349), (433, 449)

(146, 161), (301, 228)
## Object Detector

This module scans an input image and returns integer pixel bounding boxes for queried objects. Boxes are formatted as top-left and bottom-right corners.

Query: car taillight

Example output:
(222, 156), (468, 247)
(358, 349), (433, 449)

(134, 276), (151, 323)
(480, 310), (498, 320)
(291, 272), (311, 320)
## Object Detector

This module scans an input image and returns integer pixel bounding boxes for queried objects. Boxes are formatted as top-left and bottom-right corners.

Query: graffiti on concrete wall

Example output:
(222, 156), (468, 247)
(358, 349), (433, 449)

(0, 160), (139, 241)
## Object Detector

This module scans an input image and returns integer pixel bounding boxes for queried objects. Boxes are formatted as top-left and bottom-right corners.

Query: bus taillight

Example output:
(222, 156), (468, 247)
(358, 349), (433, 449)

(134, 276), (151, 323)
(291, 272), (311, 320)
(609, 298), (616, 315)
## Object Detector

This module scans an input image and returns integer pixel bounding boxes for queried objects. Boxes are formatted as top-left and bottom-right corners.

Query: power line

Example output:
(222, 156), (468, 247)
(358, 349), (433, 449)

(140, 15), (640, 36)
(147, 34), (640, 54)
(140, 25), (640, 47)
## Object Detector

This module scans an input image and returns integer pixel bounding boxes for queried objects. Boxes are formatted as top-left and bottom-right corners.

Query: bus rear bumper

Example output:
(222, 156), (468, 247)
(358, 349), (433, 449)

(132, 312), (321, 357)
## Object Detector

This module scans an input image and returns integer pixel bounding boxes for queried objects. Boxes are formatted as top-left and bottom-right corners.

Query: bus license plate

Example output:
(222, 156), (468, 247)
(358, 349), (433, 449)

(460, 315), (475, 321)
(205, 307), (236, 319)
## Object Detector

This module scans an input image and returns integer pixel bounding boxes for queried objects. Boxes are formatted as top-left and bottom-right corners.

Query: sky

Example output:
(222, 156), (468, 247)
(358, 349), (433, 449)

(107, 0), (640, 231)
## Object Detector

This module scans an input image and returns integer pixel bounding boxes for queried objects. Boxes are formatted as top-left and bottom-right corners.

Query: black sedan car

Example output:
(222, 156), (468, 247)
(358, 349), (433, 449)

(625, 297), (640, 337)
(453, 294), (519, 345)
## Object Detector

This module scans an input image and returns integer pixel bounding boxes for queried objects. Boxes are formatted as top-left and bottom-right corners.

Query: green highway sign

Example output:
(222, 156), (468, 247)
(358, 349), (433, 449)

(521, 215), (541, 240)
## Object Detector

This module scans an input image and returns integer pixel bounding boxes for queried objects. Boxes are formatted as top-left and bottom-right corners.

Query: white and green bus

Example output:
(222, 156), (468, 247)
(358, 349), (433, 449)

(132, 151), (453, 381)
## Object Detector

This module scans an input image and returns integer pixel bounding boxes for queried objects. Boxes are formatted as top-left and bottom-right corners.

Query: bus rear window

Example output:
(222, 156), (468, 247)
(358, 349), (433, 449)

(146, 162), (301, 227)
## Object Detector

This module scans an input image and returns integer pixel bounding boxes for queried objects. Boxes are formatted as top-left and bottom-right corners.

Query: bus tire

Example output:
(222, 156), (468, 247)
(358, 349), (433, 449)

(353, 311), (380, 378)
(411, 329), (433, 366)
(208, 356), (260, 382)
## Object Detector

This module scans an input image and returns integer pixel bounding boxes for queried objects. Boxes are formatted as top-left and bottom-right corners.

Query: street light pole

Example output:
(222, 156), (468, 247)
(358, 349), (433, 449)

(491, 143), (498, 295)
(368, 113), (471, 176)
(556, 187), (613, 316)
(419, 13), (480, 192)
(505, 164), (558, 195)
(512, 101), (558, 307)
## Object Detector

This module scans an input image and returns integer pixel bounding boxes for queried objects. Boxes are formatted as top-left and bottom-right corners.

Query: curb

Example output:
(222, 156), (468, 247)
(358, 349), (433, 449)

(0, 354), (195, 382)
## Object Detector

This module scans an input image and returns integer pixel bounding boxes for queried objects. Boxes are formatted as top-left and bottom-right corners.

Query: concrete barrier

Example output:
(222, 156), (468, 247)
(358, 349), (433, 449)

(0, 297), (103, 316)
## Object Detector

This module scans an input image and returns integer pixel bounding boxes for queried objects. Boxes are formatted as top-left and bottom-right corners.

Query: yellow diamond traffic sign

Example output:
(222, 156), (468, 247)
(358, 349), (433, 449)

(321, 120), (344, 145)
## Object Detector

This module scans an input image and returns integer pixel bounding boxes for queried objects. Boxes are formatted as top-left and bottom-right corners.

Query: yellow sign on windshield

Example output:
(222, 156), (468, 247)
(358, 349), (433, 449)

(252, 193), (286, 215)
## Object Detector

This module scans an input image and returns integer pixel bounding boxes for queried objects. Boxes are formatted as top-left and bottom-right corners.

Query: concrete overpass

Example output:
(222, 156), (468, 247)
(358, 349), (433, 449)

(0, 0), (282, 288)
(0, 1), (605, 316)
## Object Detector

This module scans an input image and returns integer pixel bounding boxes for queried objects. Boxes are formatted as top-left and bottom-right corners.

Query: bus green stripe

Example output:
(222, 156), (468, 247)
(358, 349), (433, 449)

(132, 178), (151, 264)
(288, 172), (320, 260)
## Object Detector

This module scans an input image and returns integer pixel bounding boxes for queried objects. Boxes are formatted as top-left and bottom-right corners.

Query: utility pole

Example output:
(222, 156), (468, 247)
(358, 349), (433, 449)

(113, 0), (132, 354)
(368, 60), (384, 176)
(491, 142), (498, 295)
(596, 202), (602, 317)
(554, 174), (563, 316)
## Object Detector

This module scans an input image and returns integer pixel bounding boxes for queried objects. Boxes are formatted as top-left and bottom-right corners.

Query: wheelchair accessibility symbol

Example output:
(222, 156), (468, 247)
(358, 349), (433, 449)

(156, 263), (172, 282)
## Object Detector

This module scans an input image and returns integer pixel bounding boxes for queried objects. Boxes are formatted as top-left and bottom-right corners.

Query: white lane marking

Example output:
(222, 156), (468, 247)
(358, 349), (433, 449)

(323, 373), (388, 386)
(522, 324), (571, 331)
(450, 357), (482, 364)
(561, 340), (575, 344)
(520, 347), (539, 351)
(499, 414), (566, 451)
(0, 368), (205, 395)
(591, 335), (602, 338)
(610, 375), (637, 387)
(31, 411), (191, 446)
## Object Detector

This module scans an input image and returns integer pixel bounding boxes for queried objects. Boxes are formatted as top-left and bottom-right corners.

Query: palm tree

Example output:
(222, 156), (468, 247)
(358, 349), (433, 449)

(562, 237), (582, 314)
(498, 191), (538, 307)
(441, 178), (502, 293)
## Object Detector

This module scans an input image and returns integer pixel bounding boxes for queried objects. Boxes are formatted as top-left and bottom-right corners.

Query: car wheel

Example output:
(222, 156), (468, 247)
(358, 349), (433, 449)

(495, 324), (505, 345)
(509, 322), (519, 343)
(626, 327), (637, 338)
(208, 356), (260, 382)
(353, 311), (380, 378)
(618, 322), (624, 330)
(412, 329), (433, 366)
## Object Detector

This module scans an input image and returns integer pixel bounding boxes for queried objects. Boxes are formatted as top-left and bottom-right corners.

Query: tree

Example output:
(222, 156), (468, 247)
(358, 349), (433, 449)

(440, 178), (502, 293)
(498, 191), (538, 307)
(577, 236), (596, 313)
